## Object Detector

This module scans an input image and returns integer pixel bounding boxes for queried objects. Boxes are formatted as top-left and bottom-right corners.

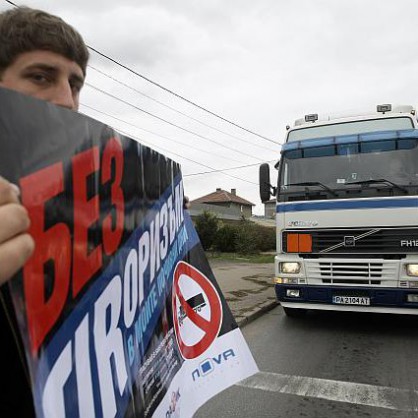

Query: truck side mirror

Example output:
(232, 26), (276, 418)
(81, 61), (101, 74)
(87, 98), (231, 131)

(259, 163), (272, 202)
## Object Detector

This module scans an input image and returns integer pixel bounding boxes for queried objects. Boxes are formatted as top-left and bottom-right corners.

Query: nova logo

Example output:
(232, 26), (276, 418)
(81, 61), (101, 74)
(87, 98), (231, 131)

(401, 240), (418, 247)
(192, 349), (236, 381)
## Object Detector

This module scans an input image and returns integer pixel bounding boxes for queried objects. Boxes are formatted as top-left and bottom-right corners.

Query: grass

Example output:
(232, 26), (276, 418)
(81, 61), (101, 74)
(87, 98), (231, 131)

(205, 251), (274, 264)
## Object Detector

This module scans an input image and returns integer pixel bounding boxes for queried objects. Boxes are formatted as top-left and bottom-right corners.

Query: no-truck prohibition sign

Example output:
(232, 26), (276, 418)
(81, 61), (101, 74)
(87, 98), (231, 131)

(172, 261), (223, 359)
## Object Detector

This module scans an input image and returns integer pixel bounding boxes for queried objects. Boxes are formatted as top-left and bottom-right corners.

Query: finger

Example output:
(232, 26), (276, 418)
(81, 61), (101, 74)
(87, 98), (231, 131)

(0, 203), (31, 244)
(0, 233), (35, 285)
(0, 177), (20, 205)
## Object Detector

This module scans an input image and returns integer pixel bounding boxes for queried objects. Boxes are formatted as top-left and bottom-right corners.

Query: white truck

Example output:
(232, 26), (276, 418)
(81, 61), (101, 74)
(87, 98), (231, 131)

(259, 104), (418, 316)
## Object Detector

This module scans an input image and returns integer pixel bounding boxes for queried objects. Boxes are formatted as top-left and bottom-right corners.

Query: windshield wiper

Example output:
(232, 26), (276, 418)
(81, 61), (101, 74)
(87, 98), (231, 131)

(286, 182), (338, 197)
(346, 178), (408, 193)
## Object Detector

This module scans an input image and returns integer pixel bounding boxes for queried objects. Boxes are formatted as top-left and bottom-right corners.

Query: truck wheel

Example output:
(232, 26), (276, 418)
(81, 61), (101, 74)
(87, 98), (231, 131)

(283, 306), (307, 317)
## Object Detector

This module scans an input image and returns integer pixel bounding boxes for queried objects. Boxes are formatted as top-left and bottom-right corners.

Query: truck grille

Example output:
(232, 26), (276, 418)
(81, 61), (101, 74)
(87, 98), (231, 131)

(283, 227), (418, 254)
(305, 259), (399, 286)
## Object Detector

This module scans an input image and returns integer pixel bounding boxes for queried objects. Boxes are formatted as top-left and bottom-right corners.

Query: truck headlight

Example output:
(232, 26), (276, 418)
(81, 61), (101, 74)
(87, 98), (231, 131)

(280, 262), (301, 274)
(406, 264), (418, 277)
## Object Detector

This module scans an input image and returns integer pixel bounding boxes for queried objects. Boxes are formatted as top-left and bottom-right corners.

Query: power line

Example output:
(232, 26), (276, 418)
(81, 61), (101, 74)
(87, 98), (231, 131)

(184, 159), (277, 177)
(88, 65), (279, 152)
(80, 103), (247, 164)
(2, 2), (257, 183)
(2, 0), (261, 188)
(86, 82), (265, 162)
(3, 0), (274, 192)
(4, 0), (276, 145)
(114, 127), (258, 186)
(80, 104), (270, 185)
(88, 46), (276, 144)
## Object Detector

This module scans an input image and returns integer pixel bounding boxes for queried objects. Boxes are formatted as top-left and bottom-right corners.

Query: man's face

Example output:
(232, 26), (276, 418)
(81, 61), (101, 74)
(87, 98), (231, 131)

(0, 50), (84, 111)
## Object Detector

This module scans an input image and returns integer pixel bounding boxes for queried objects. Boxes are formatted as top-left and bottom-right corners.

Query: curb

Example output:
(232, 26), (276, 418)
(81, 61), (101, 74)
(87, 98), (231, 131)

(236, 301), (279, 328)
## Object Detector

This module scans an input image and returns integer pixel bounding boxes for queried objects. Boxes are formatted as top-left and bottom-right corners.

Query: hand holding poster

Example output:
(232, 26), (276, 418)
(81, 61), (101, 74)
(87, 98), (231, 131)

(0, 88), (258, 418)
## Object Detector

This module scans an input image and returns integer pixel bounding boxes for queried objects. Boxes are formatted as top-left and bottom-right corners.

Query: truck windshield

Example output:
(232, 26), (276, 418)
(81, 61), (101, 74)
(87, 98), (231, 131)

(279, 134), (418, 200)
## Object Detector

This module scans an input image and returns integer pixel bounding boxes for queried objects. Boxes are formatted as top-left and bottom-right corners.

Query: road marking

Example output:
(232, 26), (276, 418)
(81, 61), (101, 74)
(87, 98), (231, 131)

(237, 371), (418, 412)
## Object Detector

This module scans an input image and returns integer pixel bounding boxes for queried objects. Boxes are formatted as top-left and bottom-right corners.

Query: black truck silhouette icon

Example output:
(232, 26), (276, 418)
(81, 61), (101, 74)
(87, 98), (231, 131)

(179, 293), (206, 325)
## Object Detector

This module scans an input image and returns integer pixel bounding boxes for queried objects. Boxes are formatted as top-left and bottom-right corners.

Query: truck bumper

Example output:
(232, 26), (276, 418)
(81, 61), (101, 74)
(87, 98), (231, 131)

(275, 284), (418, 314)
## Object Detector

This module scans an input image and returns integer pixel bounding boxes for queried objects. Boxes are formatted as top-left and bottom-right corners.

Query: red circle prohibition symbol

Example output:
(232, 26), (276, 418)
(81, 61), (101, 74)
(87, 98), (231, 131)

(172, 261), (223, 359)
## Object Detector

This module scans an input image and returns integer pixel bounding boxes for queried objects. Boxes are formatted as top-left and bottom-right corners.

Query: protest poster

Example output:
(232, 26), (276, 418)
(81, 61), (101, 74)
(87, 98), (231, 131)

(0, 87), (258, 418)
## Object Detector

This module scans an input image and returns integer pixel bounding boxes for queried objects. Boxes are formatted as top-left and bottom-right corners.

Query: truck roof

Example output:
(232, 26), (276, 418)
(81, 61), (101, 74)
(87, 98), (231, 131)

(293, 105), (415, 128)
(286, 104), (417, 143)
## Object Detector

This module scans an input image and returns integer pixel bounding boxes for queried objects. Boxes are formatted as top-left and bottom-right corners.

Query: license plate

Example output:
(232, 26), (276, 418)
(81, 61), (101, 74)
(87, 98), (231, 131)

(332, 296), (370, 306)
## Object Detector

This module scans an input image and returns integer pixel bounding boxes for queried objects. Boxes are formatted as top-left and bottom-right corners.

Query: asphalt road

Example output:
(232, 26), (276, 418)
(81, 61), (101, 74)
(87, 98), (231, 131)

(194, 306), (418, 418)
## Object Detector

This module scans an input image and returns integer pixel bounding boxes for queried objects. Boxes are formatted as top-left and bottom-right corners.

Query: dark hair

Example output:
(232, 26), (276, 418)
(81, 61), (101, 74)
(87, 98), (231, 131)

(0, 7), (89, 76)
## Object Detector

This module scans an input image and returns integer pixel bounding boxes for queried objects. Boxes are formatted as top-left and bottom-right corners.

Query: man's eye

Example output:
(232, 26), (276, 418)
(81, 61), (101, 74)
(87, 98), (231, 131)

(70, 81), (82, 94)
(29, 73), (49, 83)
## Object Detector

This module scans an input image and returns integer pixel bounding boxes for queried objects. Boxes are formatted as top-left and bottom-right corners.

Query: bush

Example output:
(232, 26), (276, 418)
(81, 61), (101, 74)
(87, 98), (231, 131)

(195, 211), (219, 250)
(234, 220), (260, 255)
(195, 213), (276, 254)
(214, 224), (238, 252)
(254, 224), (276, 252)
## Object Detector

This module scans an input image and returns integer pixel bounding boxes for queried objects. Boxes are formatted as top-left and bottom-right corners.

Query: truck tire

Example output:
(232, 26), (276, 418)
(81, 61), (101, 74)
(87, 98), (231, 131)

(283, 306), (307, 317)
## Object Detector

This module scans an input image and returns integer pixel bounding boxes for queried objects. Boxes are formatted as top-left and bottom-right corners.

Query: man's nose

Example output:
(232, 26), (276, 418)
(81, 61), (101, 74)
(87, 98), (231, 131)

(50, 82), (76, 110)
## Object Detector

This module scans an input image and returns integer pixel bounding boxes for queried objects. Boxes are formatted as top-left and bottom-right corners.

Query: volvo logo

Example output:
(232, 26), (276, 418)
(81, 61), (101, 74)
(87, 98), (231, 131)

(288, 220), (319, 227)
(344, 236), (355, 247)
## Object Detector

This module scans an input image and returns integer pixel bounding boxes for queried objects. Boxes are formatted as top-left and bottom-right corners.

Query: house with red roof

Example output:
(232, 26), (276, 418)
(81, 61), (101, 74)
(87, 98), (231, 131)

(189, 188), (255, 221)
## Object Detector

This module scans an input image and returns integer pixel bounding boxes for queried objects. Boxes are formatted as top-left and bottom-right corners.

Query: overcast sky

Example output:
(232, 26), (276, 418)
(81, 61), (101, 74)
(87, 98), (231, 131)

(3, 0), (418, 214)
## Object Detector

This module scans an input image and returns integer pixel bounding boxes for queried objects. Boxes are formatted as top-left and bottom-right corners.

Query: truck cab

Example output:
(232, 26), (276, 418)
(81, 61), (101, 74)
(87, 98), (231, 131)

(260, 104), (418, 316)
